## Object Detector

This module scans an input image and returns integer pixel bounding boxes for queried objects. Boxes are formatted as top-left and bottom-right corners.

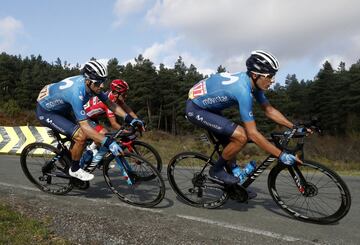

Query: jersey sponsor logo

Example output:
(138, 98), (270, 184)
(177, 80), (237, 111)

(196, 115), (203, 121)
(59, 78), (74, 90)
(45, 99), (64, 109)
(202, 96), (229, 105)
(220, 73), (240, 85)
(80, 110), (86, 116)
(188, 80), (207, 99)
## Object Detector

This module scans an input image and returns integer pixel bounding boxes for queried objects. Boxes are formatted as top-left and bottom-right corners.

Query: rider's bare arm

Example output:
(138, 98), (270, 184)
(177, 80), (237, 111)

(121, 102), (137, 118)
(108, 116), (122, 130)
(243, 120), (282, 157)
(261, 103), (294, 128)
(79, 120), (107, 143)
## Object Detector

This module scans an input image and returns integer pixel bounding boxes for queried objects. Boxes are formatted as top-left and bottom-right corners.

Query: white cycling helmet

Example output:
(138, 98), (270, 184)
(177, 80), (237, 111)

(81, 60), (108, 82)
(246, 50), (280, 75)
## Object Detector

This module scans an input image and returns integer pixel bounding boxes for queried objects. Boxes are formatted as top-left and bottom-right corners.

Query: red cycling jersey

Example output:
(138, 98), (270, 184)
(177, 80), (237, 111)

(85, 92), (122, 120)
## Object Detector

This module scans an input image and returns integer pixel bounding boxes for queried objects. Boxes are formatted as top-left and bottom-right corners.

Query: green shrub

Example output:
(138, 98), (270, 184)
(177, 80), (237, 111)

(0, 99), (21, 116)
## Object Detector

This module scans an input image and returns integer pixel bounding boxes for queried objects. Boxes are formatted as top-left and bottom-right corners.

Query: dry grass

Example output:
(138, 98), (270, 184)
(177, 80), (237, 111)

(140, 130), (360, 174)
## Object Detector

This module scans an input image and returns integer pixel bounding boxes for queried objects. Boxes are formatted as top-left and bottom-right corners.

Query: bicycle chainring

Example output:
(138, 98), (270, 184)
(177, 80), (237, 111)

(227, 184), (248, 202)
(71, 178), (90, 190)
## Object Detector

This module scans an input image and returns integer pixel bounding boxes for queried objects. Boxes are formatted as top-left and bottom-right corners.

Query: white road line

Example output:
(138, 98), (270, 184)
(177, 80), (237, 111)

(0, 181), (321, 244)
(177, 215), (321, 244)
(0, 181), (162, 213)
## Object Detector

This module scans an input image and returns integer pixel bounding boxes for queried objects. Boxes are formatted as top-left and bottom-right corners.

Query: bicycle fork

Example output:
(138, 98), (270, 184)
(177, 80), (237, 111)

(115, 156), (133, 185)
(287, 165), (306, 194)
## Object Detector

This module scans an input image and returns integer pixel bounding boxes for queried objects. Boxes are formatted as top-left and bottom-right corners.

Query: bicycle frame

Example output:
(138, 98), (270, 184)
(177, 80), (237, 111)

(201, 128), (308, 191)
(46, 130), (133, 184)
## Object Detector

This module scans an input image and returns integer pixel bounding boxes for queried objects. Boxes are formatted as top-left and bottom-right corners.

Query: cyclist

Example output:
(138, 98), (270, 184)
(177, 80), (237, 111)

(85, 79), (138, 134)
(186, 50), (301, 185)
(36, 60), (144, 181)
(84, 79), (140, 154)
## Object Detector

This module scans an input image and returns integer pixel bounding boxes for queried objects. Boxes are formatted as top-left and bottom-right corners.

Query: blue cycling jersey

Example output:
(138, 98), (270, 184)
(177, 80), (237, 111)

(189, 72), (268, 122)
(37, 75), (108, 121)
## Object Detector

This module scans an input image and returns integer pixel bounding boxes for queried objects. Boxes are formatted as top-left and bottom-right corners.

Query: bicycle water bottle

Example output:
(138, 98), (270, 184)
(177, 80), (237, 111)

(232, 160), (256, 184)
(86, 146), (107, 171)
(244, 160), (256, 175)
(80, 150), (93, 169)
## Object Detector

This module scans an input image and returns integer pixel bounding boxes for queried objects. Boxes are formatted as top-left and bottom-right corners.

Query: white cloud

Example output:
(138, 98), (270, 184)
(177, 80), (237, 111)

(126, 36), (215, 75)
(145, 0), (360, 71)
(0, 16), (23, 52)
(113, 0), (148, 27)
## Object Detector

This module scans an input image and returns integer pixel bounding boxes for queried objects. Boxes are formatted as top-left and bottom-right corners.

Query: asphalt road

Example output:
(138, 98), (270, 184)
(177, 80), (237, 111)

(0, 155), (359, 244)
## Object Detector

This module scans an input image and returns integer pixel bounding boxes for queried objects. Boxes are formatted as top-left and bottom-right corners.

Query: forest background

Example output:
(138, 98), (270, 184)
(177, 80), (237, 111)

(1, 52), (359, 171)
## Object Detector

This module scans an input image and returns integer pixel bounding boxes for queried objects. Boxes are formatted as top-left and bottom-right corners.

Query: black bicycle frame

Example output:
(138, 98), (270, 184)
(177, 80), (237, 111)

(202, 128), (308, 190)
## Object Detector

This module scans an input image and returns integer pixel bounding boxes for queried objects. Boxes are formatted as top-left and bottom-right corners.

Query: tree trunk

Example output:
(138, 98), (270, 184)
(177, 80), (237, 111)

(171, 104), (176, 135)
(147, 99), (152, 126)
(157, 103), (162, 130)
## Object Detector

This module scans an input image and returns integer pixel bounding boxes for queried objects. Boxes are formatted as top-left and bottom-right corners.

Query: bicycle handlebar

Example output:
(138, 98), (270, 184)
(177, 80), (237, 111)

(105, 125), (138, 139)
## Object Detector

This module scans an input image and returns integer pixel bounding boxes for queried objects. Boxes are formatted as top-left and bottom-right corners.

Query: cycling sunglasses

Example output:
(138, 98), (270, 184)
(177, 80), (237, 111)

(253, 72), (275, 81)
(90, 78), (106, 86)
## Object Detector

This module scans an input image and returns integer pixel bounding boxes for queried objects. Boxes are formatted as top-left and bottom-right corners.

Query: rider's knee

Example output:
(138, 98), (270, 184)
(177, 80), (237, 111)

(72, 128), (87, 145)
(231, 126), (248, 145)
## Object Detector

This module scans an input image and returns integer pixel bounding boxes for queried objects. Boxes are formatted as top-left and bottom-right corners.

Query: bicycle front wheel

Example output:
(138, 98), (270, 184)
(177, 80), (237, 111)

(167, 152), (229, 209)
(20, 142), (73, 195)
(132, 140), (162, 172)
(103, 153), (165, 208)
(268, 160), (351, 224)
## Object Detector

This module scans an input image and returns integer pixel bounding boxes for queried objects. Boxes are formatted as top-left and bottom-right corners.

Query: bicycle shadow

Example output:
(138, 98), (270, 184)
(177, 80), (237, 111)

(67, 174), (175, 209)
(67, 177), (115, 200)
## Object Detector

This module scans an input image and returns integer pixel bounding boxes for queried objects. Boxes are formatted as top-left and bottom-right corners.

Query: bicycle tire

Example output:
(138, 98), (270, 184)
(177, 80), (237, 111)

(268, 160), (351, 224)
(167, 152), (229, 209)
(103, 152), (165, 208)
(132, 140), (162, 172)
(20, 142), (73, 195)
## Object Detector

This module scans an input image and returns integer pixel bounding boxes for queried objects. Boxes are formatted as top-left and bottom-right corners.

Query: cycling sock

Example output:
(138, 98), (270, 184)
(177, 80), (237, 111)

(214, 156), (227, 171)
(71, 160), (80, 172)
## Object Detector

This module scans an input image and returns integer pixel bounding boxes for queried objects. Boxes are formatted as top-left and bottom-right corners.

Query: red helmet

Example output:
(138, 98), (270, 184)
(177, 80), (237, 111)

(110, 79), (129, 94)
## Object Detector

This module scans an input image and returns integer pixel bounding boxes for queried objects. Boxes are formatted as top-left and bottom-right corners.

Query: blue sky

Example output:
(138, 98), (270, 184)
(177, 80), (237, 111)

(1, 0), (360, 85)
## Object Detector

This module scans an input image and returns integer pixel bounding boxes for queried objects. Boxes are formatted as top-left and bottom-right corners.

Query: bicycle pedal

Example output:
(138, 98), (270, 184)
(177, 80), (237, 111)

(71, 178), (90, 190)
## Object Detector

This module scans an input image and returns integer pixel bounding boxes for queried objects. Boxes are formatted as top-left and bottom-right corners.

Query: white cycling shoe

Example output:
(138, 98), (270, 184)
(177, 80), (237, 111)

(69, 168), (94, 181)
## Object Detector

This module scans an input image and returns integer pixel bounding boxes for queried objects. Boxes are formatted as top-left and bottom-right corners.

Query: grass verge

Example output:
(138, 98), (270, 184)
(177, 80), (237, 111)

(0, 203), (69, 244)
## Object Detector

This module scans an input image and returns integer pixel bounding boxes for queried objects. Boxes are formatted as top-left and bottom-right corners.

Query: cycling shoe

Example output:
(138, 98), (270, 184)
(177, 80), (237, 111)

(209, 166), (239, 185)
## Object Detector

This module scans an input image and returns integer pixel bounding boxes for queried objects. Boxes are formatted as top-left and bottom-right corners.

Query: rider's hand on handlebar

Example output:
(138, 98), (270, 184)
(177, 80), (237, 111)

(294, 125), (313, 135)
(279, 152), (302, 165)
(130, 118), (146, 132)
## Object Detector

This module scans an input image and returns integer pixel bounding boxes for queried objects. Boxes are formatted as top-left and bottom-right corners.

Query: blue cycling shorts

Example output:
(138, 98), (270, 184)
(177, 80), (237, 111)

(36, 104), (80, 139)
(185, 100), (237, 141)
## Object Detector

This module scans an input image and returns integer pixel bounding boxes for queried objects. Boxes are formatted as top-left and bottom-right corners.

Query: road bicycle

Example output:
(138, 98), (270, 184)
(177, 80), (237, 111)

(20, 127), (165, 208)
(167, 122), (351, 224)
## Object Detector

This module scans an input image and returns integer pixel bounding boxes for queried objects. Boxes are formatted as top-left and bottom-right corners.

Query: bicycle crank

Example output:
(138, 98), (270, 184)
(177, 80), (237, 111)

(227, 184), (249, 203)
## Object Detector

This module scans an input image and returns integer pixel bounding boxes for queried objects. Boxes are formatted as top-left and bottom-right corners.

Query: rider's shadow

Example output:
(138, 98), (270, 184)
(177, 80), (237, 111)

(222, 186), (299, 222)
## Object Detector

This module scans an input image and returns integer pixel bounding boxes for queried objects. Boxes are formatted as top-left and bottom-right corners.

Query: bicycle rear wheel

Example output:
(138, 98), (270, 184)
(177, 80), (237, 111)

(103, 152), (165, 208)
(167, 152), (229, 209)
(268, 160), (351, 224)
(132, 140), (162, 172)
(20, 142), (73, 195)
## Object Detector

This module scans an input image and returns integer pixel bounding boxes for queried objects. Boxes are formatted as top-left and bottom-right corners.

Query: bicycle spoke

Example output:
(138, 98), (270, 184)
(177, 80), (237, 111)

(268, 160), (351, 224)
